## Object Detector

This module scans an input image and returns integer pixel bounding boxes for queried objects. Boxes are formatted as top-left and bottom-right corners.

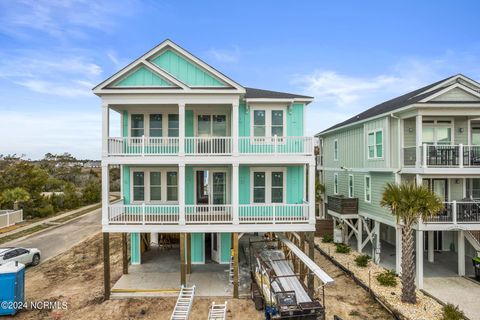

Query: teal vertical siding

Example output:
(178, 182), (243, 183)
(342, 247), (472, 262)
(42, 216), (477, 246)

(122, 111), (128, 137)
(185, 166), (194, 205)
(122, 165), (130, 204)
(114, 66), (174, 87)
(130, 233), (140, 264)
(239, 102), (250, 137)
(287, 103), (304, 136)
(239, 165), (250, 204)
(151, 50), (226, 87)
(220, 233), (231, 264)
(185, 110), (194, 137)
(287, 166), (304, 204)
(191, 233), (204, 263)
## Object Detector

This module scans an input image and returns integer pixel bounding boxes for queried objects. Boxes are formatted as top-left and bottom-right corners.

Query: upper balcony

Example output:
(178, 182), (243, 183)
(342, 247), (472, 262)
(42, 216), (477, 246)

(422, 200), (480, 230)
(402, 144), (480, 170)
(107, 136), (314, 157)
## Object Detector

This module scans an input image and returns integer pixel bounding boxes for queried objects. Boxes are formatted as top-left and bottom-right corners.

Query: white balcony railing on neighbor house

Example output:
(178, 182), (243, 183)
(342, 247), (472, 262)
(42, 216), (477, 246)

(402, 144), (480, 168)
(107, 203), (310, 225)
(107, 136), (314, 156)
(424, 201), (480, 224)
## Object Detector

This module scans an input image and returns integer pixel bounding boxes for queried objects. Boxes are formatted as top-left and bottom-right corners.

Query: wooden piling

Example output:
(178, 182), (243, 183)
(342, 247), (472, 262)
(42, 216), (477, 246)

(233, 232), (239, 298)
(180, 233), (186, 285)
(122, 233), (128, 275)
(187, 233), (191, 274)
(103, 232), (110, 300)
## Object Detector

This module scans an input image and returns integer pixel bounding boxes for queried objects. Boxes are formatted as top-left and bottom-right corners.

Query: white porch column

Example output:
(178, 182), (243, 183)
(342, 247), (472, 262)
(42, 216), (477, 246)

(102, 104), (110, 157)
(178, 103), (185, 155)
(395, 226), (402, 275)
(101, 163), (109, 226)
(308, 163), (316, 225)
(415, 229), (424, 289)
(415, 115), (422, 168)
(415, 174), (422, 186)
(232, 101), (239, 155)
(232, 163), (239, 224)
(357, 218), (363, 252)
(179, 163), (186, 225)
(458, 230), (465, 276)
(428, 231), (434, 263)
(373, 220), (381, 264)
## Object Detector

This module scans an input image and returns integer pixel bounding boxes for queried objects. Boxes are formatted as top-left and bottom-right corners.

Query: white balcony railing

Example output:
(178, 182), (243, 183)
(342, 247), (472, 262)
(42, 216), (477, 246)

(107, 136), (314, 156)
(402, 144), (480, 168)
(185, 204), (232, 223)
(424, 201), (480, 224)
(107, 203), (310, 225)
(238, 203), (309, 224)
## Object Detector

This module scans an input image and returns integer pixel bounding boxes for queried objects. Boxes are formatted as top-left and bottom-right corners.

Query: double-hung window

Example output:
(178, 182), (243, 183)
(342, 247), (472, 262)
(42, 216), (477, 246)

(133, 171), (145, 201)
(167, 172), (178, 201)
(333, 140), (338, 161)
(365, 176), (371, 203)
(367, 130), (383, 159)
(131, 114), (144, 137)
(252, 169), (285, 203)
(252, 108), (285, 138)
(348, 174), (354, 198)
(168, 114), (179, 137)
(149, 114), (162, 137)
(150, 172), (161, 201)
(333, 173), (338, 195)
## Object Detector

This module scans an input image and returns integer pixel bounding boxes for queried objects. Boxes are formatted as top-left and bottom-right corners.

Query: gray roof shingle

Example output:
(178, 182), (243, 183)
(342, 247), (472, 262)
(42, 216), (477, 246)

(317, 75), (460, 135)
(245, 87), (313, 100)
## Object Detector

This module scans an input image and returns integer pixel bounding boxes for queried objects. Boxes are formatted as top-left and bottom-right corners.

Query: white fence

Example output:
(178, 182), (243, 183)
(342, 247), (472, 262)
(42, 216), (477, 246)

(0, 209), (23, 228)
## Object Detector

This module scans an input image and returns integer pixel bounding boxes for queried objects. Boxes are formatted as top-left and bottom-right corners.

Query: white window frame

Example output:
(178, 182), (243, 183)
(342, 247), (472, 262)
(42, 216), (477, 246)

(333, 139), (338, 161)
(250, 167), (287, 204)
(128, 112), (179, 138)
(364, 175), (371, 203)
(333, 173), (339, 195)
(348, 174), (354, 198)
(130, 167), (179, 204)
(250, 106), (287, 138)
(367, 129), (383, 159)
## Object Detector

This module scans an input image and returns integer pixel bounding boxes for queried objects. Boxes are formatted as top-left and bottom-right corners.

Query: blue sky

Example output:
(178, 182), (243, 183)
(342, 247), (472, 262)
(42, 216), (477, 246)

(1, 0), (480, 159)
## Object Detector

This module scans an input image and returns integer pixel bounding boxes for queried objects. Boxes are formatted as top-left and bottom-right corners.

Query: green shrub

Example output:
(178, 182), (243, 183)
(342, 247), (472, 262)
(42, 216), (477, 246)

(354, 254), (371, 267)
(335, 243), (351, 254)
(322, 234), (333, 243)
(376, 270), (397, 287)
(442, 304), (465, 320)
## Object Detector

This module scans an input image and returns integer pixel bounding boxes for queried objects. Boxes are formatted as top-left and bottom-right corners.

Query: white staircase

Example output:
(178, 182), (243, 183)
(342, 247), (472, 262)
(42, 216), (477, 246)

(208, 301), (228, 320)
(466, 231), (480, 256)
(170, 285), (195, 320)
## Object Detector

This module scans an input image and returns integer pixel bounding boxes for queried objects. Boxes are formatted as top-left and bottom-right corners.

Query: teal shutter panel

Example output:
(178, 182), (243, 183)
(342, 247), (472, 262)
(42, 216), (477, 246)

(122, 111), (128, 137)
(239, 166), (250, 204)
(122, 165), (130, 204)
(287, 166), (304, 204)
(185, 166), (194, 205)
(185, 110), (194, 137)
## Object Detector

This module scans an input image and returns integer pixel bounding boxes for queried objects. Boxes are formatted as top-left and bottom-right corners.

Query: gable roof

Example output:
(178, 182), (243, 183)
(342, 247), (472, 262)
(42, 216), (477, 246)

(245, 87), (313, 101)
(93, 39), (245, 94)
(317, 74), (480, 135)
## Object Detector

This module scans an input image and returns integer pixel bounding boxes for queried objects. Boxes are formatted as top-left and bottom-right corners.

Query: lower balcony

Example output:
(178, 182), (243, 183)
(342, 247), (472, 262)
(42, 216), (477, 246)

(423, 201), (480, 229)
(107, 202), (310, 227)
(327, 195), (358, 215)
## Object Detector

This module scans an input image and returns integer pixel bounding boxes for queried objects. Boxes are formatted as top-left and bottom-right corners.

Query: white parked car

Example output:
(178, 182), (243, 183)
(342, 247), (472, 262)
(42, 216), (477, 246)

(0, 247), (41, 266)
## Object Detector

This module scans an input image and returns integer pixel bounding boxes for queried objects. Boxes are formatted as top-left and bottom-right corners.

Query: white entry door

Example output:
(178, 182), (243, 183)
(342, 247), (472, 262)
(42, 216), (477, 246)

(211, 233), (220, 263)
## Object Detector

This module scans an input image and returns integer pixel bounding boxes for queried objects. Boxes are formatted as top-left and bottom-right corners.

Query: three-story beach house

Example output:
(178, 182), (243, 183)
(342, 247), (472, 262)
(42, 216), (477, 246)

(317, 74), (480, 289)
(93, 40), (316, 297)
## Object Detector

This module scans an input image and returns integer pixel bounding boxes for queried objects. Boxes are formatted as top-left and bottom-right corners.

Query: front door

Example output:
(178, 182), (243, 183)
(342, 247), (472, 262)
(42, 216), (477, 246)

(211, 233), (220, 263)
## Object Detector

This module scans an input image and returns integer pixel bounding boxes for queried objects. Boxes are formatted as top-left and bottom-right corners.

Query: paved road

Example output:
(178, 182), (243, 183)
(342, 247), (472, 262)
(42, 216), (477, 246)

(4, 208), (101, 263)
(425, 277), (480, 320)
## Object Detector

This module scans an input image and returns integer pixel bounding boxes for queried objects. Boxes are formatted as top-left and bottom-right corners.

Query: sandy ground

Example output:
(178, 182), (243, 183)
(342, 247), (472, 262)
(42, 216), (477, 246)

(7, 233), (391, 320)
(313, 250), (393, 320)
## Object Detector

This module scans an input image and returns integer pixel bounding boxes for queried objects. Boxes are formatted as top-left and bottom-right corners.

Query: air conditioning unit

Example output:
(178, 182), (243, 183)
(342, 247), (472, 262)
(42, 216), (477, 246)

(333, 228), (343, 243)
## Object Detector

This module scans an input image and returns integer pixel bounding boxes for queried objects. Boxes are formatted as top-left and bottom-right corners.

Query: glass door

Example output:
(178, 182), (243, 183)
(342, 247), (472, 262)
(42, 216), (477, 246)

(210, 172), (226, 205)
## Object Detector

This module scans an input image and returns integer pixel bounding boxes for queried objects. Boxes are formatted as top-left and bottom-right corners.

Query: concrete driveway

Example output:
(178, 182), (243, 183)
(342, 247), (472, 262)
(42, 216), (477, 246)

(424, 277), (480, 320)
(3, 208), (101, 263)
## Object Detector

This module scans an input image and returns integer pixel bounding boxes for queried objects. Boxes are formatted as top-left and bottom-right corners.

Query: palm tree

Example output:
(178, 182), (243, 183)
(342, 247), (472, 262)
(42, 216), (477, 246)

(380, 182), (443, 304)
(1, 187), (30, 210)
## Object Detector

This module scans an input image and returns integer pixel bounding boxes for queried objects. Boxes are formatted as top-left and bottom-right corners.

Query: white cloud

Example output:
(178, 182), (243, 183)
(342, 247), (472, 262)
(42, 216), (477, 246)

(0, 0), (137, 39)
(16, 79), (93, 97)
(207, 47), (241, 63)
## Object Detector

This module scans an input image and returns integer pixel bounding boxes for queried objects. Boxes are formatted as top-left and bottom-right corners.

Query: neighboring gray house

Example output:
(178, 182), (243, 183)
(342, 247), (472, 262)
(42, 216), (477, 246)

(316, 74), (480, 289)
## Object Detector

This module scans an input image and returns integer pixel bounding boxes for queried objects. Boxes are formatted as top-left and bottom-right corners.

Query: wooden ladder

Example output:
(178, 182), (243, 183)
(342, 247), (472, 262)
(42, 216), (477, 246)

(170, 285), (195, 320)
(208, 301), (228, 320)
